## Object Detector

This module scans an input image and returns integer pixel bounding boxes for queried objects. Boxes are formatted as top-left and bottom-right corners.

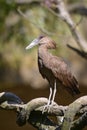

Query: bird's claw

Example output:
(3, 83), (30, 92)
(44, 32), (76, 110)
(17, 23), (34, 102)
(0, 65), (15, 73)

(42, 104), (53, 114)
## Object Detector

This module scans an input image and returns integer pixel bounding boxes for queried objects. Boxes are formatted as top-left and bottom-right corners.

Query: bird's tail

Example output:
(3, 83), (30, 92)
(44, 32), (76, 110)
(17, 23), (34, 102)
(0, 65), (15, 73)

(71, 76), (80, 95)
(66, 76), (80, 96)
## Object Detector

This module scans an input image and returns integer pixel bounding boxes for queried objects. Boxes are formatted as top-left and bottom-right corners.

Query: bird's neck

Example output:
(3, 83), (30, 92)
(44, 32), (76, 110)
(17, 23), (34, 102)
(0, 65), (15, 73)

(38, 46), (52, 60)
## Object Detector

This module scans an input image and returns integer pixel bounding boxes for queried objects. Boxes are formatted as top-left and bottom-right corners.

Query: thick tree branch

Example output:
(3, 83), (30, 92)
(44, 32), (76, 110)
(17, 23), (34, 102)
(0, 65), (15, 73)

(16, 96), (87, 130)
(21, 97), (67, 117)
(61, 96), (87, 130)
(71, 112), (87, 130)
(16, 98), (65, 129)
(0, 95), (87, 130)
(29, 111), (61, 130)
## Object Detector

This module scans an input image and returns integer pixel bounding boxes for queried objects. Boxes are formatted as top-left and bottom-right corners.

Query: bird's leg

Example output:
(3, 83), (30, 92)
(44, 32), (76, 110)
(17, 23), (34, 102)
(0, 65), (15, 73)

(47, 87), (52, 105)
(51, 80), (57, 105)
(42, 87), (53, 113)
(42, 81), (57, 113)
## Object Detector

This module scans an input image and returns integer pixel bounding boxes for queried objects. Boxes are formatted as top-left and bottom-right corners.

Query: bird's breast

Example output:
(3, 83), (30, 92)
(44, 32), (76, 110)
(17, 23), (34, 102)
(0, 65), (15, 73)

(38, 57), (56, 87)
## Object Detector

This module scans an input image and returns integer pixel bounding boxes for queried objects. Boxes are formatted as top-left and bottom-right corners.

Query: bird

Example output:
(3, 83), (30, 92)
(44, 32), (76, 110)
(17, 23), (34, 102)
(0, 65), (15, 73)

(26, 35), (80, 107)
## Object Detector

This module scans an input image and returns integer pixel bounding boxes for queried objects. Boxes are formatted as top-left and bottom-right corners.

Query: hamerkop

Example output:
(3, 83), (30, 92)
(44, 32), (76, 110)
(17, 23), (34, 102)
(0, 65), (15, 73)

(26, 35), (80, 106)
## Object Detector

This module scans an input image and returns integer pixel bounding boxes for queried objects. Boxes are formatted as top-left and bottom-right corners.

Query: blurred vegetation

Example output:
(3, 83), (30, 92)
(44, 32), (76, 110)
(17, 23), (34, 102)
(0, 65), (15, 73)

(0, 2), (87, 130)
(0, 0), (87, 87)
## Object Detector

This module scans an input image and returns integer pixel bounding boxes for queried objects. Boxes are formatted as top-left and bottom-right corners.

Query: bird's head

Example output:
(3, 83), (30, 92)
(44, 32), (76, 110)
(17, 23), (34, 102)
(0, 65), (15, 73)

(26, 35), (56, 50)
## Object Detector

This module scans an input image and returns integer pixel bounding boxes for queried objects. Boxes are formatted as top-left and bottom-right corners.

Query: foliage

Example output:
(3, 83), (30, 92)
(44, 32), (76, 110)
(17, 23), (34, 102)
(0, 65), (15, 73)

(0, 0), (87, 86)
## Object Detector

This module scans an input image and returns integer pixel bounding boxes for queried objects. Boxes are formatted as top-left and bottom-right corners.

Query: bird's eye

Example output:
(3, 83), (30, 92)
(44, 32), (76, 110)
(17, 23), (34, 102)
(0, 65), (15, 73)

(39, 35), (45, 40)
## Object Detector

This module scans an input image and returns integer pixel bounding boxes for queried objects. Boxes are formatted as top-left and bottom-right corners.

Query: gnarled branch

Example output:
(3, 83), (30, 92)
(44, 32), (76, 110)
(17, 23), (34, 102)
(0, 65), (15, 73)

(2, 96), (86, 130)
(15, 96), (87, 130)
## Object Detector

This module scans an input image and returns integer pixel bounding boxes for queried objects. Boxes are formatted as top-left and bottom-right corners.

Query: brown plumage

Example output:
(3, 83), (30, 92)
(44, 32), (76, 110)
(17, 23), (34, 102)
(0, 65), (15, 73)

(26, 35), (80, 105)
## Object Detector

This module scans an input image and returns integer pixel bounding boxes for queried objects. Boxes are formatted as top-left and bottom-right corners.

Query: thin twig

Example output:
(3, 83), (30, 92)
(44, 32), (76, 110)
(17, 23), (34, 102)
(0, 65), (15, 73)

(17, 7), (55, 35)
(67, 44), (87, 59)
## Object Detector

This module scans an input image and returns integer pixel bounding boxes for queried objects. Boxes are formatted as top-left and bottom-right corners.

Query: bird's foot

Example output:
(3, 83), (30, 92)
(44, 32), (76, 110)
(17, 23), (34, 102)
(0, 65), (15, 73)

(42, 103), (53, 114)
(42, 105), (50, 114)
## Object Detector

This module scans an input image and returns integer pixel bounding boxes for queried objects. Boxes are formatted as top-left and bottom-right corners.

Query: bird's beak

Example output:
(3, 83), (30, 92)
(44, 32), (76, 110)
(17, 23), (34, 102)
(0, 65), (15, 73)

(26, 38), (39, 50)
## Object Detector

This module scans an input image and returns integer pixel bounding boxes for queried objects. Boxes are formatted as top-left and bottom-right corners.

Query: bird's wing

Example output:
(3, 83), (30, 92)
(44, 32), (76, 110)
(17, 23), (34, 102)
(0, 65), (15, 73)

(49, 56), (70, 82)
(46, 56), (80, 95)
